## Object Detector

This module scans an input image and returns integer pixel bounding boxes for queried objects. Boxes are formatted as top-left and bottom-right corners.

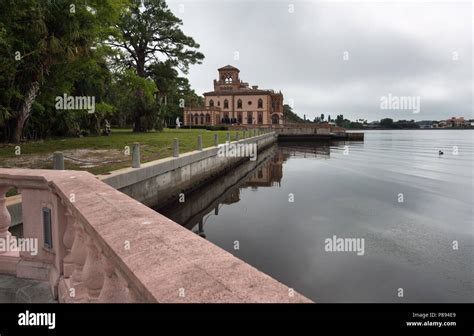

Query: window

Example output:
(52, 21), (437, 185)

(224, 99), (229, 109)
(247, 112), (253, 124)
(272, 114), (279, 124)
(205, 114), (211, 124)
(258, 112), (263, 124)
(200, 113), (204, 124)
(43, 207), (53, 249)
(248, 101), (252, 105)
(209, 99), (214, 107)
(217, 101), (220, 107)
(237, 99), (242, 109)
(258, 99), (263, 109)
(223, 113), (230, 124)
(237, 113), (242, 124)
(194, 115), (199, 125)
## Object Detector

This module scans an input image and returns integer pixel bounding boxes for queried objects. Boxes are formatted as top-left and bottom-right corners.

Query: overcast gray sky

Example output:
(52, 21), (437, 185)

(168, 0), (472, 122)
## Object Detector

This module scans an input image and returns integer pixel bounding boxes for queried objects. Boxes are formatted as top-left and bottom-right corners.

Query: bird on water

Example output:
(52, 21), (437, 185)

(439, 150), (444, 155)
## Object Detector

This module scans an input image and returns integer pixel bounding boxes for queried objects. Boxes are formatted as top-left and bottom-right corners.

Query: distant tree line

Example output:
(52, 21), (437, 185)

(378, 118), (419, 129)
(0, 0), (204, 143)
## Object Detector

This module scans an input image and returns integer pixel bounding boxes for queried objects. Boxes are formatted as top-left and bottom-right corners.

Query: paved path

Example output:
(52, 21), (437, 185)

(0, 275), (56, 303)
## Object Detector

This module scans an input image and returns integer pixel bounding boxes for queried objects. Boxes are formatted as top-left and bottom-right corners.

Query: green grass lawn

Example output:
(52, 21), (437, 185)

(0, 128), (246, 175)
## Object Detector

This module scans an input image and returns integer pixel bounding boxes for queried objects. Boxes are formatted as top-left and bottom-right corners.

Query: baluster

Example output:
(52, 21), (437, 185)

(98, 257), (128, 303)
(82, 236), (104, 301)
(0, 186), (12, 253)
(71, 221), (87, 284)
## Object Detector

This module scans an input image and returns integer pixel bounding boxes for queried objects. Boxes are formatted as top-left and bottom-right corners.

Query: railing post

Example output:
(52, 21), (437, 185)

(214, 133), (218, 147)
(132, 143), (140, 168)
(173, 138), (179, 157)
(53, 152), (64, 170)
(82, 236), (105, 301)
(254, 129), (257, 137)
(197, 135), (203, 151)
(0, 186), (12, 251)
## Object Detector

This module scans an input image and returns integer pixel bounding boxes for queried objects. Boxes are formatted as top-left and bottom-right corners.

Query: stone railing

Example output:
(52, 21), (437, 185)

(0, 168), (311, 303)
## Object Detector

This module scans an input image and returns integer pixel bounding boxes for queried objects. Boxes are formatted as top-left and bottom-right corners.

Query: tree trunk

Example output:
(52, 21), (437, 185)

(133, 115), (141, 132)
(11, 81), (40, 143)
(133, 85), (146, 132)
(132, 52), (147, 133)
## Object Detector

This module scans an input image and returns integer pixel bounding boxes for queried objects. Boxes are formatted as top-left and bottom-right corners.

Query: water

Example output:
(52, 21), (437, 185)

(157, 130), (474, 303)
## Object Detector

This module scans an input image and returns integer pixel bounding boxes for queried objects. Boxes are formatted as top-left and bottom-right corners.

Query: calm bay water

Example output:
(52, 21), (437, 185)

(158, 130), (474, 303)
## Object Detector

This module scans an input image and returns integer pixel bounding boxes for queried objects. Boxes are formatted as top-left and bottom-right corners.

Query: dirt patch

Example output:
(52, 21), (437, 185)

(1, 149), (128, 170)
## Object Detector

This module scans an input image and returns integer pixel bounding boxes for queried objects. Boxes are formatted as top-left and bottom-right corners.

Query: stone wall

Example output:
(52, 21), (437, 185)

(100, 132), (277, 208)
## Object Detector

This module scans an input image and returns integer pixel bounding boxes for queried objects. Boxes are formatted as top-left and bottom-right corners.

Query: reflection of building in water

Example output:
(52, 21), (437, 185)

(159, 144), (336, 238)
(245, 151), (289, 187)
(279, 142), (332, 159)
(222, 189), (241, 205)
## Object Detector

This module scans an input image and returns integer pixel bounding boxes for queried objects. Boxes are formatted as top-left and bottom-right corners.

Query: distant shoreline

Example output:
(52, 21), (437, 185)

(350, 128), (474, 131)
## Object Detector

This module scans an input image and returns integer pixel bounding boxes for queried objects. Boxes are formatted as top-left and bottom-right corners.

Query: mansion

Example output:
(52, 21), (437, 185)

(183, 65), (284, 126)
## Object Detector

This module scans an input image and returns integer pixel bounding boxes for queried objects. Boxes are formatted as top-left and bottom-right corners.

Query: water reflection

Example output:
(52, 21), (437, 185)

(157, 131), (473, 303)
(157, 141), (341, 244)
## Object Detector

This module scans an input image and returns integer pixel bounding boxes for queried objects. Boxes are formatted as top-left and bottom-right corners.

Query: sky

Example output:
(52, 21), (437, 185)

(168, 0), (473, 122)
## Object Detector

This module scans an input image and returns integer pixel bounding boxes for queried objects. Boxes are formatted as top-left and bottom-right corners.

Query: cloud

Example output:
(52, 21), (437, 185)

(169, 0), (472, 121)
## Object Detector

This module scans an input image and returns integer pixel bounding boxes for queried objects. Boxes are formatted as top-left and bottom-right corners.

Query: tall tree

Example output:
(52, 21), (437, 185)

(109, 0), (204, 132)
(0, 0), (125, 142)
(283, 104), (304, 123)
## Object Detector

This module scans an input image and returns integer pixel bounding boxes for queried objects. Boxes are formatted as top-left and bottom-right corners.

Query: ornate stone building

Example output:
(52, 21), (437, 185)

(183, 65), (284, 126)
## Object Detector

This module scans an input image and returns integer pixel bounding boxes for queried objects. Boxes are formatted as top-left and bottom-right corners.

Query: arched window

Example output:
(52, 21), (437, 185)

(224, 99), (229, 109)
(209, 99), (214, 107)
(258, 99), (263, 109)
(205, 114), (211, 124)
(237, 99), (242, 109)
(247, 112), (253, 125)
(237, 113), (242, 124)
(194, 114), (199, 125)
(271, 114), (279, 124)
(217, 101), (220, 107)
(200, 113), (204, 125)
(258, 112), (263, 124)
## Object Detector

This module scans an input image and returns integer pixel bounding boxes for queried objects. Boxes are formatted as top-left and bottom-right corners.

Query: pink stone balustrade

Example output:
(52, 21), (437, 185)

(0, 168), (311, 303)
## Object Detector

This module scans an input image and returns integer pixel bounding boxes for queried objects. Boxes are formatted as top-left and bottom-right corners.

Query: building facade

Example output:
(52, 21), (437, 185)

(183, 65), (284, 126)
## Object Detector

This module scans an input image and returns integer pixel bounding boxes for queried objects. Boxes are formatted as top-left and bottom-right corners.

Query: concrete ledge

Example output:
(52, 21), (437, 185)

(99, 133), (275, 190)
(99, 133), (277, 207)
